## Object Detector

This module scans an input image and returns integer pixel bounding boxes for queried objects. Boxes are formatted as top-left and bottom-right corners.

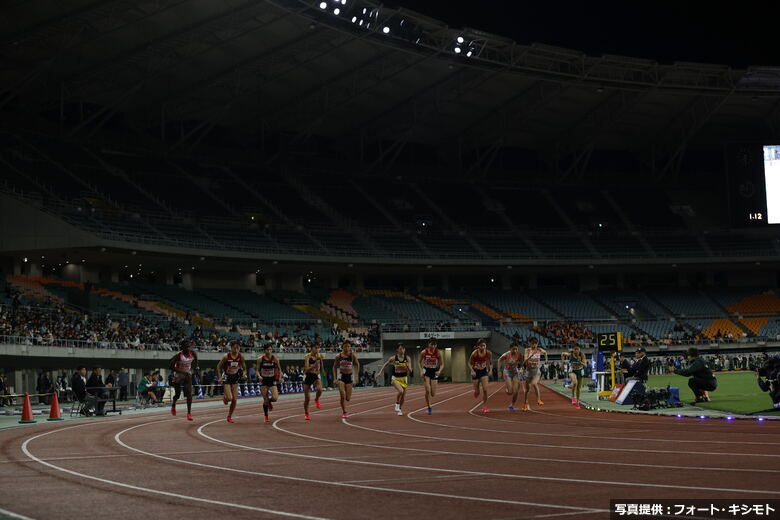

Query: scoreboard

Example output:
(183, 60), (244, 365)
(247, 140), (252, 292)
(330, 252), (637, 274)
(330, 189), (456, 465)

(595, 332), (622, 352)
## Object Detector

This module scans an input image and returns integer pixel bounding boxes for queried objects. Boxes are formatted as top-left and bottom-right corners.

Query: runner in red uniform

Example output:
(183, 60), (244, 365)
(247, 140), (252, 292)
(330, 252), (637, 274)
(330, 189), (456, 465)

(302, 342), (324, 420)
(169, 340), (199, 421)
(333, 341), (359, 418)
(418, 339), (444, 415)
(498, 343), (524, 412)
(468, 339), (492, 413)
(257, 345), (281, 423)
(216, 341), (247, 423)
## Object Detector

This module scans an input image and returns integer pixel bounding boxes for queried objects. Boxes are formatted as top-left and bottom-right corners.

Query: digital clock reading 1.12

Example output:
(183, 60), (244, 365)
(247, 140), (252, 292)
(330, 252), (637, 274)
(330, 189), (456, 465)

(748, 212), (764, 221)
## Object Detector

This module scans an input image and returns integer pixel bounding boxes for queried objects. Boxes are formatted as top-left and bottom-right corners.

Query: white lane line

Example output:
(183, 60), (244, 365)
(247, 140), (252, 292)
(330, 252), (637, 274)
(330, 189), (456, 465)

(339, 410), (780, 474)
(433, 385), (780, 446)
(196, 418), (605, 514)
(0, 507), (35, 520)
(110, 405), (605, 515)
(266, 405), (780, 494)
(401, 388), (780, 458)
(20, 423), (330, 520)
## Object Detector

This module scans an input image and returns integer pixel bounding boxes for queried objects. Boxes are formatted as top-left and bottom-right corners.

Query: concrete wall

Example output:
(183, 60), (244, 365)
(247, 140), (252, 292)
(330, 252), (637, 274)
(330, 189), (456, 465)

(194, 271), (256, 290)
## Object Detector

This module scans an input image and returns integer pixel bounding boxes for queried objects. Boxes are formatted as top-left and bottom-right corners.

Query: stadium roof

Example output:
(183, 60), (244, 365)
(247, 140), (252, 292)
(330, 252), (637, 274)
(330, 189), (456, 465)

(3, 0), (780, 168)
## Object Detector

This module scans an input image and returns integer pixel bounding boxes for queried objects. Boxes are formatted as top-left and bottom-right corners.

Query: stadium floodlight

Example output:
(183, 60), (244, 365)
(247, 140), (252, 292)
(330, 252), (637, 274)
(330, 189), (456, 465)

(341, 0), (346, 4)
(466, 50), (472, 57)
(358, 19), (363, 25)
(454, 46), (461, 54)
(319, 1), (327, 8)
(352, 16), (357, 22)
(362, 7), (367, 13)
(457, 36), (464, 44)
(382, 26), (390, 34)
(22, 257), (27, 263)
(333, 7), (340, 14)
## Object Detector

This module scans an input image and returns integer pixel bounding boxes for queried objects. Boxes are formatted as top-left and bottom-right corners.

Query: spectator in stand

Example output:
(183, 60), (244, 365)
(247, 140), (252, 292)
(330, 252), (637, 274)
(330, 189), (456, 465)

(117, 368), (129, 401)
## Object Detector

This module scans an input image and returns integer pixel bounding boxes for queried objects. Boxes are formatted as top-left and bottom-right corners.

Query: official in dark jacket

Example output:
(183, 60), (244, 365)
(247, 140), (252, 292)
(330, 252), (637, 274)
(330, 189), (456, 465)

(71, 366), (88, 401)
(670, 347), (717, 404)
(86, 366), (107, 415)
(626, 347), (650, 382)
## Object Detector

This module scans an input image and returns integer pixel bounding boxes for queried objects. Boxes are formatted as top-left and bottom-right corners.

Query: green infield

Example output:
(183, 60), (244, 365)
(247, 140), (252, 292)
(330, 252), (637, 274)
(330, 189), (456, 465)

(648, 371), (779, 415)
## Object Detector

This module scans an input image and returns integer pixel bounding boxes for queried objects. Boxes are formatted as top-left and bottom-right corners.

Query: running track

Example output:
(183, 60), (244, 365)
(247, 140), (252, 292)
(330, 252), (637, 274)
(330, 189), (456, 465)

(1, 383), (779, 519)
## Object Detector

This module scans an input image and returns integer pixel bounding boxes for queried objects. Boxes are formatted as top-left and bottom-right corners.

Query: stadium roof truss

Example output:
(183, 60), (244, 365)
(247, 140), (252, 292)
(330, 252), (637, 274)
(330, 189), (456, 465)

(3, 0), (780, 173)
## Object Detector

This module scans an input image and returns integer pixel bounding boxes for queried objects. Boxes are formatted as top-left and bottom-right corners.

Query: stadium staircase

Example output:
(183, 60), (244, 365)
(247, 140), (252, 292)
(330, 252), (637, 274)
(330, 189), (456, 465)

(541, 189), (598, 257)
(349, 181), (433, 257)
(475, 187), (543, 257)
(283, 174), (380, 254)
(601, 190), (656, 257)
(408, 183), (487, 258)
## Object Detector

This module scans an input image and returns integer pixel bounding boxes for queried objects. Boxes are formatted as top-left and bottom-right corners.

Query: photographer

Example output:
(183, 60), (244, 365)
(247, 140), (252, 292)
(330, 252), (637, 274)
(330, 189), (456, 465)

(669, 347), (717, 404)
(625, 347), (650, 382)
(756, 356), (780, 410)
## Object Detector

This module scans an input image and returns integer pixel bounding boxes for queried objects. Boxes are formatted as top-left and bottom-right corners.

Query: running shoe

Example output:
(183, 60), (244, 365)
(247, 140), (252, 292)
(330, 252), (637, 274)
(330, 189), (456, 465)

(341, 412), (349, 419)
(394, 403), (400, 412)
(571, 398), (577, 405)
(508, 406), (516, 412)
(396, 410), (403, 416)
(537, 400), (544, 406)
(481, 407), (490, 414)
(170, 406), (176, 416)
(427, 407), (432, 415)
(575, 403), (581, 410)
(305, 413), (311, 421)
(264, 416), (270, 423)
(521, 404), (529, 411)
(226, 416), (234, 423)
(186, 413), (193, 421)
(315, 400), (322, 409)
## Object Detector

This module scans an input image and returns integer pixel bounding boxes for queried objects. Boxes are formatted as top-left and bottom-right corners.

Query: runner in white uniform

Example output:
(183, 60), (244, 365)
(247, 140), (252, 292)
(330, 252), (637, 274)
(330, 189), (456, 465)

(169, 340), (199, 421)
(522, 337), (548, 411)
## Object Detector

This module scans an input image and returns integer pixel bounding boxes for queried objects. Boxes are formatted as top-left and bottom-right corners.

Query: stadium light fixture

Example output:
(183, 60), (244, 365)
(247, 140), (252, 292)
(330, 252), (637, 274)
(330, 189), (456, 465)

(383, 26), (390, 34)
(333, 8), (340, 15)
(454, 46), (462, 54)
(358, 19), (364, 26)
(457, 36), (464, 44)
(466, 50), (472, 57)
(22, 257), (27, 263)
(352, 16), (357, 22)
(341, 0), (346, 4)
(319, 1), (327, 8)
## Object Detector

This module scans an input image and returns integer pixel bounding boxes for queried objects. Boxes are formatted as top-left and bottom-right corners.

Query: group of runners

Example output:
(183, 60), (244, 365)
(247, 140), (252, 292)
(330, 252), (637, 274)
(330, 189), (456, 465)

(165, 335), (584, 423)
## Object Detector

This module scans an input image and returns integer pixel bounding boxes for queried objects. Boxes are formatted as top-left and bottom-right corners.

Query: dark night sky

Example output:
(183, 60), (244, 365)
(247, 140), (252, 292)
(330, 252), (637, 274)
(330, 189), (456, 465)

(386, 1), (780, 68)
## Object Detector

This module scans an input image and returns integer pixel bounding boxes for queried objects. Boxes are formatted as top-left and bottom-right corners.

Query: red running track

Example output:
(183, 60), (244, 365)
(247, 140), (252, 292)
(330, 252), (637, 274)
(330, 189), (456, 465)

(1, 383), (779, 519)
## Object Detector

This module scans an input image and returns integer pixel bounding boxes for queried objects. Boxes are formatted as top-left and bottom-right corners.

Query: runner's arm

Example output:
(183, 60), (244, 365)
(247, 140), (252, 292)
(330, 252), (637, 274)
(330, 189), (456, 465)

(215, 356), (226, 380)
(379, 356), (393, 374)
(168, 353), (179, 373)
(353, 353), (360, 375)
(436, 351), (444, 377)
(240, 355), (248, 380)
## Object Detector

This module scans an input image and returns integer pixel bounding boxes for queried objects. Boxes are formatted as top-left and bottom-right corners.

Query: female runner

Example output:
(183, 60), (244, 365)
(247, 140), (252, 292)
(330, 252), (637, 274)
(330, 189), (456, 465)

(522, 337), (548, 411)
(379, 344), (412, 416)
(303, 342), (324, 420)
(333, 341), (360, 418)
(169, 339), (199, 421)
(468, 339), (492, 414)
(216, 341), (247, 423)
(498, 343), (523, 412)
(418, 338), (443, 415)
(561, 344), (587, 409)
(257, 345), (281, 422)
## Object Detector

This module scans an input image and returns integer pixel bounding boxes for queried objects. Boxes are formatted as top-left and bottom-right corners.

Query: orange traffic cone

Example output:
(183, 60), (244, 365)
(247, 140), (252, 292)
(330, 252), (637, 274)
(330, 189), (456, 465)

(19, 393), (36, 424)
(47, 392), (63, 421)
